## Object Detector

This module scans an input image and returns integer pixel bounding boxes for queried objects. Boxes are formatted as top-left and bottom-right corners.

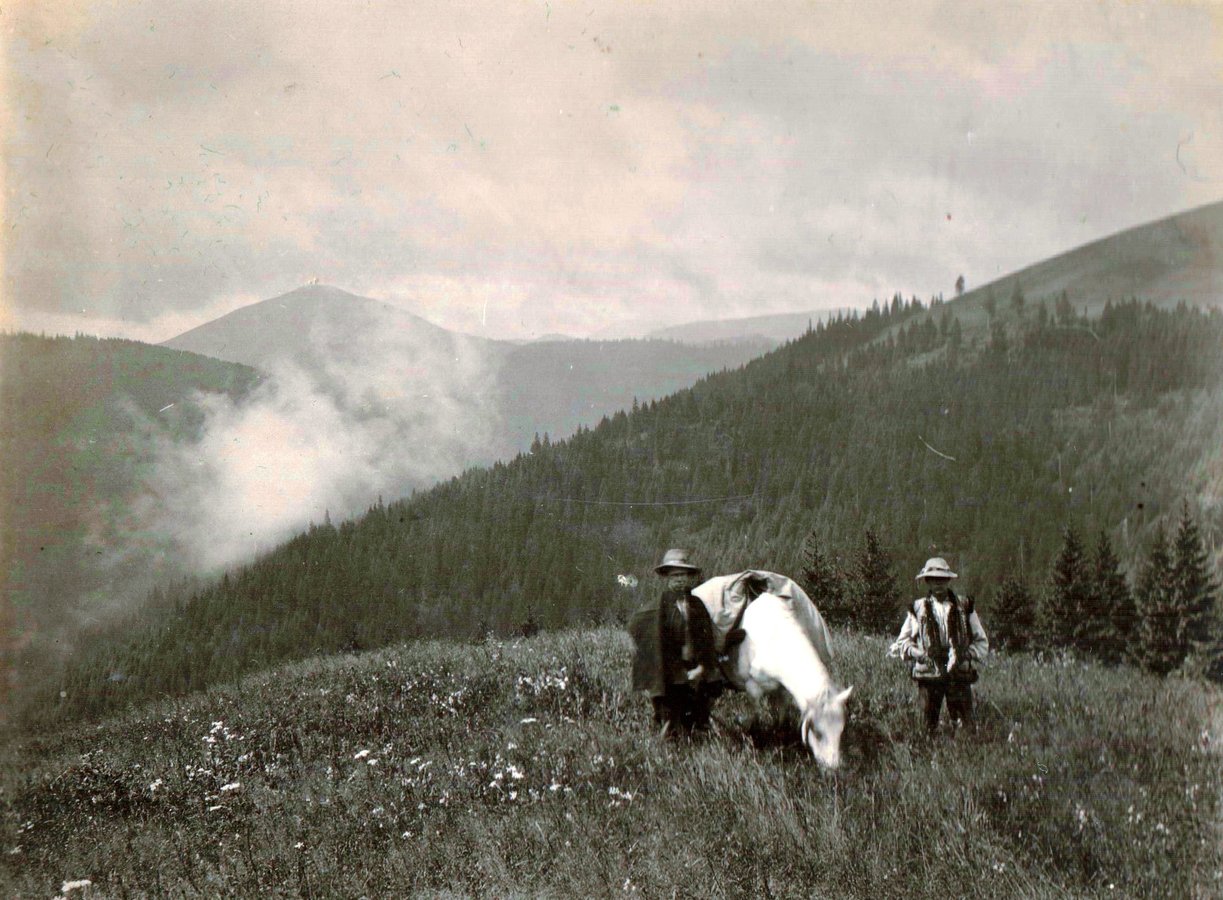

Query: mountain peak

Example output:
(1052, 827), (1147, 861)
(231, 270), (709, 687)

(161, 286), (474, 368)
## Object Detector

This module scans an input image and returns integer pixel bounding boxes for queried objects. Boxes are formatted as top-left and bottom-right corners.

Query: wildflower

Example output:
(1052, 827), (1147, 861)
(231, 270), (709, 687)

(520, 717), (538, 724)
(220, 782), (241, 792)
(354, 749), (370, 760)
(148, 779), (163, 792)
(61, 880), (92, 894)
(294, 842), (304, 850)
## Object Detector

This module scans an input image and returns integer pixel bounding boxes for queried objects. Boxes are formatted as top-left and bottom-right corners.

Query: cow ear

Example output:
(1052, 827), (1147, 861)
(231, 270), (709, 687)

(835, 686), (854, 705)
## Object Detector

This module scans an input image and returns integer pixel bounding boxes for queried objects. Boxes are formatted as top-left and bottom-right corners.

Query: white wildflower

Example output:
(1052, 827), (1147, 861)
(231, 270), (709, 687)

(294, 842), (304, 850)
(220, 782), (241, 792)
(520, 717), (538, 724)
(61, 880), (92, 894)
(354, 749), (370, 760)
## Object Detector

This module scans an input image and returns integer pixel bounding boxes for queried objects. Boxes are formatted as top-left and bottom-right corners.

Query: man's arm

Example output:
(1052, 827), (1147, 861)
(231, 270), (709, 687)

(889, 610), (924, 660)
(684, 595), (720, 675)
(967, 611), (989, 661)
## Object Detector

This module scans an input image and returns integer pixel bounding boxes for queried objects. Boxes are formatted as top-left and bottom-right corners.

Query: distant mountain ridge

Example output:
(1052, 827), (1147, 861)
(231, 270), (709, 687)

(160, 284), (773, 460)
(962, 199), (1223, 313)
(162, 284), (491, 371)
(645, 308), (855, 345)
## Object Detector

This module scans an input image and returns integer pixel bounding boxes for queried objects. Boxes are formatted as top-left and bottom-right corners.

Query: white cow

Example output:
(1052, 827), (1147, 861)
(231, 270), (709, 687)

(693, 571), (853, 769)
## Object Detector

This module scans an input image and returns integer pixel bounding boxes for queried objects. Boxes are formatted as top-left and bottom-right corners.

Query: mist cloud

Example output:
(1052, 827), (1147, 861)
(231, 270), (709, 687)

(100, 311), (502, 578)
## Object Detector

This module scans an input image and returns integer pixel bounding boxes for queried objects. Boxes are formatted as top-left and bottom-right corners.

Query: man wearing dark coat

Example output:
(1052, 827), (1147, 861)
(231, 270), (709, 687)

(629, 548), (720, 737)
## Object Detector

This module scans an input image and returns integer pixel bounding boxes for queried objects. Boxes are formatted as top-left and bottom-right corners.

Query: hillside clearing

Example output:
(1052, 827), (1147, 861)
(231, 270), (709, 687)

(3, 629), (1218, 898)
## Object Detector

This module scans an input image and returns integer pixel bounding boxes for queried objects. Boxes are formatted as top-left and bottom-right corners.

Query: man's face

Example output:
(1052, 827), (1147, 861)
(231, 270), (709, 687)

(663, 570), (701, 592)
(925, 577), (952, 597)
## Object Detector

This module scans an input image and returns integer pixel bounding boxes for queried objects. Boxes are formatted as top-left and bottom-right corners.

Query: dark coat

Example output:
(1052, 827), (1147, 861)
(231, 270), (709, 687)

(629, 589), (718, 697)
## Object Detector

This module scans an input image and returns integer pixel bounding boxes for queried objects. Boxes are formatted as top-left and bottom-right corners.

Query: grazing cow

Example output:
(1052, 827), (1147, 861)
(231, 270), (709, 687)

(692, 571), (853, 768)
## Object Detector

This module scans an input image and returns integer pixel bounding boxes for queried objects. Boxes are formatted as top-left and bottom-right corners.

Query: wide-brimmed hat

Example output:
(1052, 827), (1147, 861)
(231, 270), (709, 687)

(654, 548), (702, 575)
(915, 557), (957, 581)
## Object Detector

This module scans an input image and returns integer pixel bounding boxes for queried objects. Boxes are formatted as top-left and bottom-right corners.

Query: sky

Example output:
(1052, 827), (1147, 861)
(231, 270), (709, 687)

(3, 0), (1222, 342)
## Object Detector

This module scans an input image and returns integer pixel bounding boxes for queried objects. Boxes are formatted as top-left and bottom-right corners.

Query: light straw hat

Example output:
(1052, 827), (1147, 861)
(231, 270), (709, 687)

(915, 557), (957, 581)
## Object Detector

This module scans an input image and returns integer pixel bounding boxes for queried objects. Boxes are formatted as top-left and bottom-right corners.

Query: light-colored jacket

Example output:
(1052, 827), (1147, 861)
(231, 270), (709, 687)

(890, 595), (988, 674)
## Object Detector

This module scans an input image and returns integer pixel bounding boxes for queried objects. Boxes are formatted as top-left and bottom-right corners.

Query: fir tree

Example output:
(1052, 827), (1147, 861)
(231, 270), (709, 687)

(1170, 501), (1220, 674)
(1040, 526), (1092, 651)
(1135, 526), (1182, 675)
(798, 531), (852, 627)
(851, 528), (900, 634)
(1089, 530), (1135, 665)
(992, 575), (1035, 651)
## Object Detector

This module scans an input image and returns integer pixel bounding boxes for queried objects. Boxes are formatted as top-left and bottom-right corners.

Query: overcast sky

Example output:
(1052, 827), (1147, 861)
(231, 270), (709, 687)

(4, 0), (1221, 342)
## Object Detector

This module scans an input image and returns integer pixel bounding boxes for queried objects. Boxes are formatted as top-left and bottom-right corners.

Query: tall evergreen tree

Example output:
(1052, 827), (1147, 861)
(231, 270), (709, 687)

(851, 528), (900, 634)
(1135, 526), (1183, 675)
(798, 531), (852, 627)
(1089, 530), (1135, 665)
(1170, 501), (1220, 674)
(992, 575), (1036, 651)
(1040, 526), (1092, 651)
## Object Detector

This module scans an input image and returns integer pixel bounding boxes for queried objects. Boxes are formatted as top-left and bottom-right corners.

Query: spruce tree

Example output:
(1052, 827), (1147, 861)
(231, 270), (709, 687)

(1170, 501), (1220, 675)
(992, 575), (1035, 651)
(799, 531), (853, 627)
(1135, 526), (1182, 675)
(1090, 530), (1135, 665)
(1041, 526), (1092, 652)
(852, 528), (901, 634)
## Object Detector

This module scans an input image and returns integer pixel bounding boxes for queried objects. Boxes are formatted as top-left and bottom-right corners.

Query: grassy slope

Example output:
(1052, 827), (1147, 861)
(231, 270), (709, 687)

(4, 630), (1218, 898)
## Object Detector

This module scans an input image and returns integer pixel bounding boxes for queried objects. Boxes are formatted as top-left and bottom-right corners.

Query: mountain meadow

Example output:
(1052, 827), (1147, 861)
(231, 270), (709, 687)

(3, 628), (1218, 897)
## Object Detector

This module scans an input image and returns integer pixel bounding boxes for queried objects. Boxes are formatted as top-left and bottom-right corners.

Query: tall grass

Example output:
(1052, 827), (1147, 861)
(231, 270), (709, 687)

(3, 629), (1218, 898)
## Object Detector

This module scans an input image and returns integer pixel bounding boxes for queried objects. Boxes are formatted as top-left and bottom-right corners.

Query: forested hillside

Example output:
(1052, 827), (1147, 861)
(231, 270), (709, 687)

(42, 297), (1223, 722)
(0, 335), (261, 657)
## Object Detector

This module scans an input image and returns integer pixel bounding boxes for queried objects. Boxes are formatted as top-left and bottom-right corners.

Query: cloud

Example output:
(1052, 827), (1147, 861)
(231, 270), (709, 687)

(96, 303), (501, 575)
(4, 0), (1221, 340)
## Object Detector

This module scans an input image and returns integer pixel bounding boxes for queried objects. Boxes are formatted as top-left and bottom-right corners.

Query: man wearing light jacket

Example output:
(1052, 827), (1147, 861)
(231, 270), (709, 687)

(890, 557), (989, 735)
